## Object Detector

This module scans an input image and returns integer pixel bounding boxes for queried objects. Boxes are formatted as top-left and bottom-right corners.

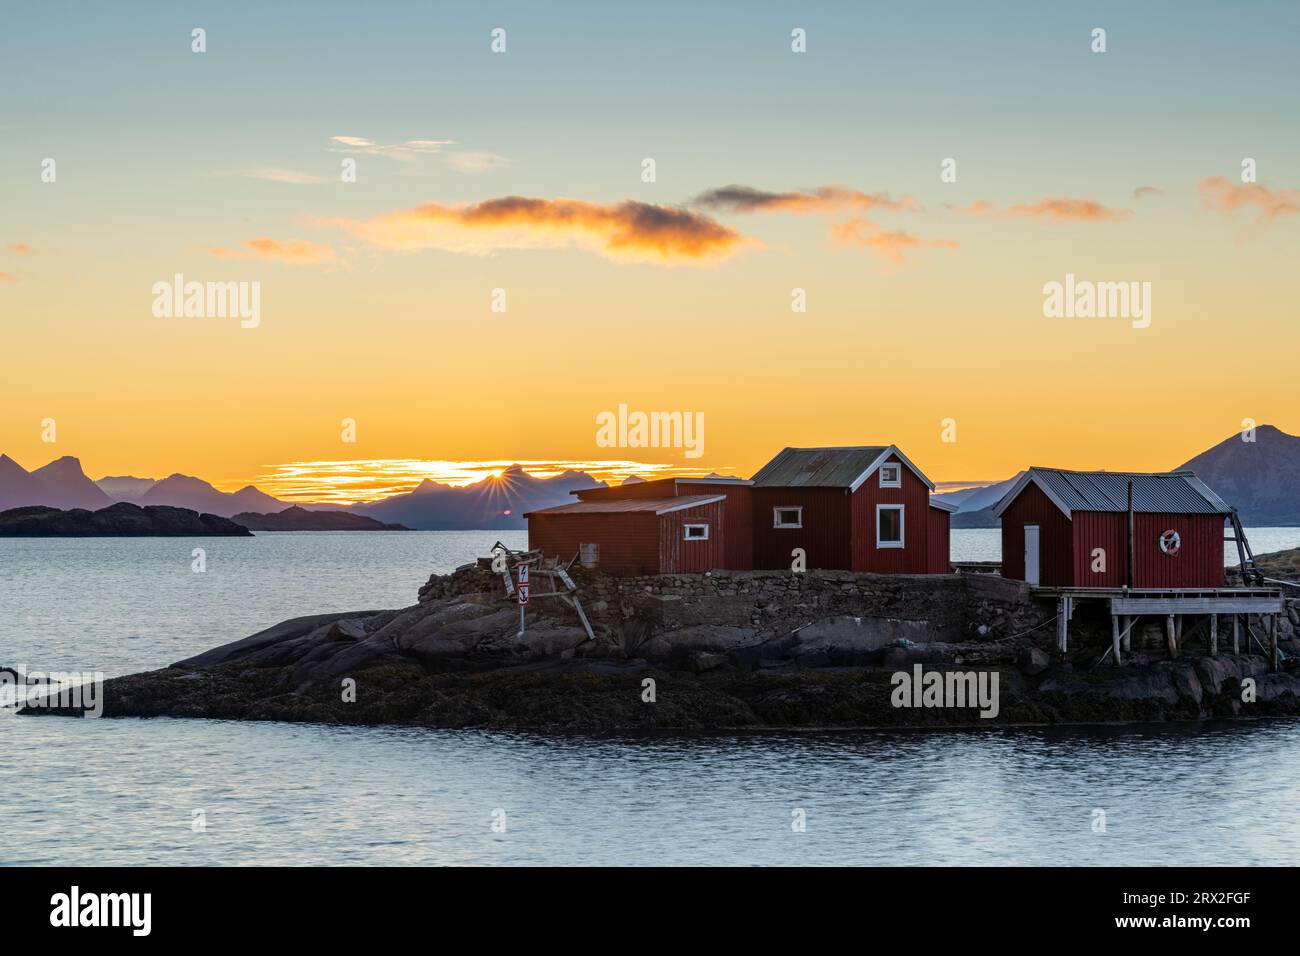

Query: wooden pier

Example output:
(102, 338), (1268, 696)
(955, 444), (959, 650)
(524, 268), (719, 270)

(1032, 586), (1286, 670)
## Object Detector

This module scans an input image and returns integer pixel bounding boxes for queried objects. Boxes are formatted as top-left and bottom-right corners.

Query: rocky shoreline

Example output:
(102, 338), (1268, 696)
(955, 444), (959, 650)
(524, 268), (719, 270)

(20, 562), (1300, 731)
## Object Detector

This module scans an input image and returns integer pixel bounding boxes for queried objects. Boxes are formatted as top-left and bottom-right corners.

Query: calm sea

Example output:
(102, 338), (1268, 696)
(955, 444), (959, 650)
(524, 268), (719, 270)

(3, 528), (1299, 865)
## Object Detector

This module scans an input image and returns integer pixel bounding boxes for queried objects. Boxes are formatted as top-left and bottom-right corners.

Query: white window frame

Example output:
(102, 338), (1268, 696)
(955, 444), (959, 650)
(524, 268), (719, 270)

(876, 504), (905, 549)
(879, 463), (902, 488)
(683, 523), (709, 541)
(773, 506), (803, 529)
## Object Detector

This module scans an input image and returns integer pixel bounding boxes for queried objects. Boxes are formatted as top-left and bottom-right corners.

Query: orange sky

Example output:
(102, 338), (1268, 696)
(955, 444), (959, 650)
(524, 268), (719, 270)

(3, 5), (1297, 499)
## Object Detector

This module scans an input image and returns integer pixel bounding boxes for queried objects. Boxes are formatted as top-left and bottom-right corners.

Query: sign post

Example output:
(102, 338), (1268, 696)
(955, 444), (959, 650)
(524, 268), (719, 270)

(517, 564), (530, 636)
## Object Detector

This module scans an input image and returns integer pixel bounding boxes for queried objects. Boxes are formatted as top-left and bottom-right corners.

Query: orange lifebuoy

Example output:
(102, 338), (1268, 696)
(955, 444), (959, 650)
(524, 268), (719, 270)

(1158, 529), (1181, 556)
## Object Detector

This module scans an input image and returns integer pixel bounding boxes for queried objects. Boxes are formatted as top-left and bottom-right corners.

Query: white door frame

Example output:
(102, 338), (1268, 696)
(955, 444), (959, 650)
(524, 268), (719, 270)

(1024, 524), (1041, 586)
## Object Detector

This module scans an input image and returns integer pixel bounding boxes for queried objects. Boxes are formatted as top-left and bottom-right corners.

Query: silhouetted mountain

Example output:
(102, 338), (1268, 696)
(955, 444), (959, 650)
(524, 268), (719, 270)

(232, 506), (409, 531)
(355, 465), (602, 529)
(95, 476), (157, 501)
(0, 455), (114, 510)
(1178, 424), (1300, 525)
(933, 473), (1023, 515)
(136, 474), (291, 518)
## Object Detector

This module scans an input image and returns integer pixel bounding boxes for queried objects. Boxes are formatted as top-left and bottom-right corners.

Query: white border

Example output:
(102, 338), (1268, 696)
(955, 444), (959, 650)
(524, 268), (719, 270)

(876, 503), (904, 548)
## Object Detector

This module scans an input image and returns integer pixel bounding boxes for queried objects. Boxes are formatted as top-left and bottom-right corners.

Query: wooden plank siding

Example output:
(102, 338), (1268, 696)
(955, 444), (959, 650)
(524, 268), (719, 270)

(927, 506), (951, 574)
(999, 481), (1074, 586)
(751, 487), (852, 570)
(658, 500), (727, 572)
(527, 512), (661, 574)
(849, 455), (933, 573)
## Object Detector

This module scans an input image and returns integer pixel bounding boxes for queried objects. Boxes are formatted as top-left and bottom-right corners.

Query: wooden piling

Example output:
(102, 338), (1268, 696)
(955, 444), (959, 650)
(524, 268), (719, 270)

(1232, 614), (1240, 654)
(1166, 614), (1178, 659)
(1056, 599), (1067, 656)
(1111, 615), (1122, 666)
(1121, 615), (1132, 653)
(1209, 614), (1218, 658)
(1271, 614), (1279, 672)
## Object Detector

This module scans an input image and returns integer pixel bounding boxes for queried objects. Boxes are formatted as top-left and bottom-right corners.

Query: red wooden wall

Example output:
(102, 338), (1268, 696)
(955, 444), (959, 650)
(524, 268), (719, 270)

(658, 500), (727, 572)
(751, 487), (852, 570)
(528, 512), (661, 574)
(999, 481), (1074, 586)
(927, 506), (951, 574)
(849, 456), (934, 573)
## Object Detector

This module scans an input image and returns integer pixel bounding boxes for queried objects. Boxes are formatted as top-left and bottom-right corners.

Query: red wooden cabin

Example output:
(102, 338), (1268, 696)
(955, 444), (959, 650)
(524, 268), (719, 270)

(525, 494), (728, 574)
(992, 467), (1229, 588)
(749, 445), (954, 573)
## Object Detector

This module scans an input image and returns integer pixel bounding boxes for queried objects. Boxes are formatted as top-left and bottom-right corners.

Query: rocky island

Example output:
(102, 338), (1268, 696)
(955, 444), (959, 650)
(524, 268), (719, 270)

(0, 502), (251, 536)
(20, 549), (1300, 731)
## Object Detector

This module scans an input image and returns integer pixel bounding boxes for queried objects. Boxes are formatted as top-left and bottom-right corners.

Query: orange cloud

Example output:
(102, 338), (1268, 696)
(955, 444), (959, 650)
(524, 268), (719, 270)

(692, 184), (920, 215)
(8, 243), (33, 255)
(0, 272), (16, 283)
(831, 218), (958, 263)
(1133, 186), (1163, 199)
(320, 196), (748, 264)
(956, 198), (1132, 222)
(207, 238), (336, 264)
(1199, 176), (1299, 222)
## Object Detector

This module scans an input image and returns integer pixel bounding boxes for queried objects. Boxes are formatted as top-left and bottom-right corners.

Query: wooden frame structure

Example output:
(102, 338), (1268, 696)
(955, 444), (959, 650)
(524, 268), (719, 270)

(1036, 586), (1285, 670)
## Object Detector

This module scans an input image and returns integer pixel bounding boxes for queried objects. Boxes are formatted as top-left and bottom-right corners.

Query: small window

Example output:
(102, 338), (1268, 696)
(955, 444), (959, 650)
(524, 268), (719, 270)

(876, 504), (904, 548)
(684, 523), (709, 541)
(773, 506), (803, 529)
(879, 463), (901, 488)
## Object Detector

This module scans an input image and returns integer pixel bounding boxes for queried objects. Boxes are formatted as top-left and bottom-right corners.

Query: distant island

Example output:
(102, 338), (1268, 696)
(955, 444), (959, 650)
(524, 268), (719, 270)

(232, 506), (410, 531)
(0, 502), (251, 536)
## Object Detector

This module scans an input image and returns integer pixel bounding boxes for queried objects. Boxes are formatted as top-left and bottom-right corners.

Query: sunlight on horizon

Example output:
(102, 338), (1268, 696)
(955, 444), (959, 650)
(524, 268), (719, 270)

(243, 458), (741, 504)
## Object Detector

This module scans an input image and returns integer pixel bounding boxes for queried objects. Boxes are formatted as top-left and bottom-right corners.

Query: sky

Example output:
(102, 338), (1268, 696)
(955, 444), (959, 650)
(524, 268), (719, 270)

(2, 1), (1297, 500)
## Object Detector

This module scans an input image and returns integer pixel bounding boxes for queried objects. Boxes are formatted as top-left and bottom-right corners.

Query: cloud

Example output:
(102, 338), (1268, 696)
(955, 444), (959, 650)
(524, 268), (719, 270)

(8, 243), (33, 255)
(238, 168), (328, 185)
(831, 218), (958, 263)
(0, 272), (16, 283)
(207, 238), (336, 264)
(1133, 185), (1164, 199)
(692, 184), (919, 215)
(318, 196), (748, 264)
(1199, 176), (1299, 222)
(443, 151), (511, 174)
(327, 135), (455, 162)
(955, 198), (1132, 222)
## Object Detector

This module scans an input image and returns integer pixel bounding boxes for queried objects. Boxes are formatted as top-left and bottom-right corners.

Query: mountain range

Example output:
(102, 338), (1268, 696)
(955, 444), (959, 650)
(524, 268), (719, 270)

(935, 424), (1300, 527)
(2, 424), (1296, 530)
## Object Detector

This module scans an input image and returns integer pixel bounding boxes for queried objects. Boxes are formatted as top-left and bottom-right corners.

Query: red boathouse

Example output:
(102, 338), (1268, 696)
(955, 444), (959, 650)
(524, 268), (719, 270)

(992, 467), (1230, 588)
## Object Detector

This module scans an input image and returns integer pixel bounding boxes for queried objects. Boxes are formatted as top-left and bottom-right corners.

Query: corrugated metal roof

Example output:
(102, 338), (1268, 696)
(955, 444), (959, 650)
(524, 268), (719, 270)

(524, 494), (724, 517)
(751, 447), (888, 488)
(1011, 468), (1230, 515)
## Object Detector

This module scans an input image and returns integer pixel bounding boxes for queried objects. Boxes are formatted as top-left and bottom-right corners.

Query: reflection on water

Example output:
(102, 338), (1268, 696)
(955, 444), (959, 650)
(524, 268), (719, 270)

(3, 530), (1299, 866)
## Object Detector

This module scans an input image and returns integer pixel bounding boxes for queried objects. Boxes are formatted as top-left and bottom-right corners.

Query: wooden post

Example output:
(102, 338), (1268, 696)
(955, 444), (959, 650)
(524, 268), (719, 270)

(1111, 615), (1122, 666)
(1271, 614), (1279, 672)
(1209, 614), (1218, 658)
(1232, 614), (1240, 654)
(1056, 599), (1067, 656)
(1122, 615), (1132, 653)
(1166, 614), (1178, 659)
